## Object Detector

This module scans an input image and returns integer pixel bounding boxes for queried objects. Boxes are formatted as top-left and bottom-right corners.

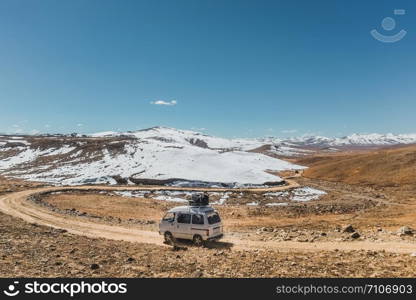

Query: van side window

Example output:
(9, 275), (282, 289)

(192, 214), (204, 225)
(177, 213), (191, 224)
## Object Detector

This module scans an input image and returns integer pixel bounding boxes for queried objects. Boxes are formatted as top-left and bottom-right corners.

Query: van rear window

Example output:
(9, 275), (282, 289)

(207, 212), (221, 224)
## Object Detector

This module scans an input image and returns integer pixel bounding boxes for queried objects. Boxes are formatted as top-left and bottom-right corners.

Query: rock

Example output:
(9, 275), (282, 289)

(351, 232), (360, 239)
(188, 138), (208, 148)
(342, 225), (355, 233)
(90, 263), (100, 270)
(111, 175), (128, 185)
(320, 232), (327, 236)
(192, 270), (203, 277)
(398, 226), (413, 236)
(126, 257), (135, 263)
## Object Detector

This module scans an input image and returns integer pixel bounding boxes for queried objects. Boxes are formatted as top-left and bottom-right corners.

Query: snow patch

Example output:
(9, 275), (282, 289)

(265, 202), (288, 206)
(291, 187), (327, 202)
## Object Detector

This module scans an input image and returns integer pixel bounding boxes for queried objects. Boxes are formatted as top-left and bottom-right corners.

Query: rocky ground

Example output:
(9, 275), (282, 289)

(2, 210), (416, 278)
(29, 175), (416, 246)
(0, 176), (43, 195)
(2, 175), (416, 277)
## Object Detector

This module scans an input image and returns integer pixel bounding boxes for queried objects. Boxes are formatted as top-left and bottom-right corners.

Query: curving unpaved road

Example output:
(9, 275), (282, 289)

(1, 183), (416, 254)
(0, 181), (300, 247)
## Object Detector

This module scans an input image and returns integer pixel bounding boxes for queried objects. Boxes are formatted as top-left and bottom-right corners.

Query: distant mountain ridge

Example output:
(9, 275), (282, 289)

(1, 127), (415, 186)
(90, 127), (416, 148)
(286, 133), (416, 147)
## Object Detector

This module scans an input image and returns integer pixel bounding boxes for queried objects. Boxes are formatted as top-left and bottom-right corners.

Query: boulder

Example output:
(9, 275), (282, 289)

(192, 270), (204, 277)
(398, 226), (413, 236)
(126, 257), (135, 263)
(342, 224), (355, 233)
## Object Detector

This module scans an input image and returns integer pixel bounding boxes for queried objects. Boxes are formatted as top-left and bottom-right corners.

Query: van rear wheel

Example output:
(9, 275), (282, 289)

(164, 232), (174, 245)
(193, 234), (204, 247)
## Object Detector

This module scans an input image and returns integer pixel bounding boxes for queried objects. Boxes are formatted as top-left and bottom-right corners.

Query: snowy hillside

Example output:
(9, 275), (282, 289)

(0, 128), (304, 186)
(1, 127), (415, 186)
(91, 126), (265, 151)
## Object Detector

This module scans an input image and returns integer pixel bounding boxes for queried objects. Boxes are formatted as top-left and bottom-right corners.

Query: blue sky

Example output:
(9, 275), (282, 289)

(0, 0), (415, 138)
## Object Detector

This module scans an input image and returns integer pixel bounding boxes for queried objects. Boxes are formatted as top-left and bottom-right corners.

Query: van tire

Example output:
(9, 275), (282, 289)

(193, 234), (204, 247)
(164, 232), (174, 245)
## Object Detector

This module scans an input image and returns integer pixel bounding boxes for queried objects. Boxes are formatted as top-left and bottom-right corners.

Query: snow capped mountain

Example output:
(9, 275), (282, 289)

(331, 133), (416, 146)
(285, 133), (416, 147)
(92, 127), (416, 148)
(90, 126), (265, 151)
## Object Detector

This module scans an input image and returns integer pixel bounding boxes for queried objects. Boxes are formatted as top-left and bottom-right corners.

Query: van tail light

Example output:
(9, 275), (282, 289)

(206, 229), (210, 236)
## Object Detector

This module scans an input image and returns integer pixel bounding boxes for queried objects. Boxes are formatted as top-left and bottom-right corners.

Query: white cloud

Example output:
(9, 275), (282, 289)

(150, 100), (177, 106)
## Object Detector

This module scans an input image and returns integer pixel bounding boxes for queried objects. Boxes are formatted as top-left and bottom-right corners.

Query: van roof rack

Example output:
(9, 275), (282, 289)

(188, 193), (209, 207)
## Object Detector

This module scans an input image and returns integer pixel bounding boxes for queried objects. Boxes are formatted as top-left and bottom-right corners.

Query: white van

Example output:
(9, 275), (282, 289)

(159, 205), (223, 246)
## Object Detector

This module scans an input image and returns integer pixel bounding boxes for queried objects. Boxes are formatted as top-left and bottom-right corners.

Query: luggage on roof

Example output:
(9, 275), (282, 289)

(189, 193), (209, 206)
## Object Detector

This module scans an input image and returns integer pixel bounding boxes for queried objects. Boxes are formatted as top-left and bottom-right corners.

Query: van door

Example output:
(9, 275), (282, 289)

(176, 213), (192, 239)
(161, 212), (176, 234)
(207, 211), (223, 236)
(191, 213), (206, 238)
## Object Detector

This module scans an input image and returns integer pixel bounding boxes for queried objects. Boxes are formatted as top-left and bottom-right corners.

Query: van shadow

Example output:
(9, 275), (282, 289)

(204, 241), (234, 249)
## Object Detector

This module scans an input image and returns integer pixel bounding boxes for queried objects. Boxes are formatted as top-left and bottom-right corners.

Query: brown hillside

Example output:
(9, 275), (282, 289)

(297, 145), (416, 186)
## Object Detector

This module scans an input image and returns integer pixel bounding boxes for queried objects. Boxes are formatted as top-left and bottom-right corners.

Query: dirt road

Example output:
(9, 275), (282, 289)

(1, 184), (416, 254)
